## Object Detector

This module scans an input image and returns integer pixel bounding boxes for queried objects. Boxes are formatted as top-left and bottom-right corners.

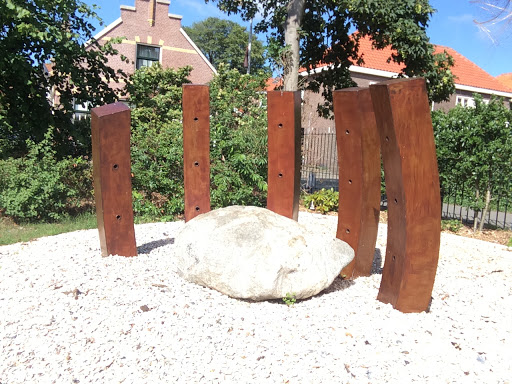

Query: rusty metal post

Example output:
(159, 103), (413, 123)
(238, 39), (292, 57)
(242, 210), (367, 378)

(267, 91), (301, 221)
(91, 103), (137, 257)
(333, 88), (381, 279)
(370, 78), (441, 313)
(182, 84), (211, 222)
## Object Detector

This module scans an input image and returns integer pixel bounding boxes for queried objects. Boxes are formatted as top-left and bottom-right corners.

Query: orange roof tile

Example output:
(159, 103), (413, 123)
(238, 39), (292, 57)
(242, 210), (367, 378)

(44, 62), (54, 74)
(496, 73), (512, 90)
(355, 36), (405, 74)
(434, 45), (512, 93)
(304, 35), (512, 94)
(265, 77), (282, 91)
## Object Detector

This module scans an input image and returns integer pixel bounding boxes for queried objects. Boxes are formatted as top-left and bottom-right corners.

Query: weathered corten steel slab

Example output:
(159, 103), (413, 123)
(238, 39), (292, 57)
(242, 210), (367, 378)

(91, 103), (137, 257)
(267, 91), (301, 221)
(333, 88), (381, 279)
(370, 78), (441, 313)
(183, 84), (211, 222)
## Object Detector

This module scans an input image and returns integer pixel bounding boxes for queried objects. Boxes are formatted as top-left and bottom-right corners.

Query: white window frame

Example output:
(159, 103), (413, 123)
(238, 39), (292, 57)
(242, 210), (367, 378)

(456, 95), (475, 108)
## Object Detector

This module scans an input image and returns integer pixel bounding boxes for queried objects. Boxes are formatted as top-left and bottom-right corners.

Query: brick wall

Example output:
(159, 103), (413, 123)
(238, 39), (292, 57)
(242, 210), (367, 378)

(92, 0), (215, 96)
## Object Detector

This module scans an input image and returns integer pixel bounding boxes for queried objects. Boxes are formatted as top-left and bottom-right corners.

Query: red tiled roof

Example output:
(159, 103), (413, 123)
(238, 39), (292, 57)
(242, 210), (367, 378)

(265, 77), (282, 91)
(496, 73), (512, 90)
(304, 35), (512, 94)
(355, 36), (405, 74)
(44, 62), (54, 74)
(434, 45), (512, 93)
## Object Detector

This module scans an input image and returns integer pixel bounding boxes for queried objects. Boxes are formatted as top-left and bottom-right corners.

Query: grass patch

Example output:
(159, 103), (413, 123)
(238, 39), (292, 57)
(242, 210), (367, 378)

(508, 237), (512, 247)
(0, 213), (97, 246)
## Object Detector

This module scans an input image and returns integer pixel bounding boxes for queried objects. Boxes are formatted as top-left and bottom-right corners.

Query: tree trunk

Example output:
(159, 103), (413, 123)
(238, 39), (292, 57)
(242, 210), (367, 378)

(479, 188), (492, 231)
(283, 0), (306, 91)
(473, 187), (480, 231)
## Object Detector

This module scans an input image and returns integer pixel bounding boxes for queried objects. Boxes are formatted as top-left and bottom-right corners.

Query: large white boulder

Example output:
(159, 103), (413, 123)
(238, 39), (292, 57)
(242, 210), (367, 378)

(173, 205), (354, 301)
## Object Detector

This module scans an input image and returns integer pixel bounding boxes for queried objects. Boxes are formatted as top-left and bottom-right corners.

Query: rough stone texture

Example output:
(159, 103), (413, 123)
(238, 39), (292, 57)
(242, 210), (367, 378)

(173, 205), (354, 300)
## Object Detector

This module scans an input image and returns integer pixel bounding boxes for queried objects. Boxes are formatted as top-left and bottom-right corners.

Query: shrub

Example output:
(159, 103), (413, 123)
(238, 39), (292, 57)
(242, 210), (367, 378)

(441, 219), (463, 233)
(128, 64), (269, 221)
(127, 64), (190, 220)
(0, 128), (93, 222)
(209, 64), (268, 208)
(302, 188), (339, 214)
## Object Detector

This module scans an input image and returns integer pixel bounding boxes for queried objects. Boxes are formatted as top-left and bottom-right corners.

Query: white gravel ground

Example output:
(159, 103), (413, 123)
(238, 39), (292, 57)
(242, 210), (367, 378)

(0, 212), (511, 384)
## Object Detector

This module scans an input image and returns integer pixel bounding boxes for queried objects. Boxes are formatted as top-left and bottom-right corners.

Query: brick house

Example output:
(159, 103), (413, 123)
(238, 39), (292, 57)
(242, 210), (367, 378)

(93, 0), (216, 91)
(67, 0), (215, 117)
(301, 35), (512, 134)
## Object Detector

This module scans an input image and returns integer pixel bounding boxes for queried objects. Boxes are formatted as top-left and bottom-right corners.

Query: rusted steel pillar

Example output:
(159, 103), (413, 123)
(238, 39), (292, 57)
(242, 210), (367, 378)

(333, 88), (381, 279)
(267, 91), (301, 221)
(182, 84), (211, 222)
(91, 103), (137, 257)
(370, 78), (441, 313)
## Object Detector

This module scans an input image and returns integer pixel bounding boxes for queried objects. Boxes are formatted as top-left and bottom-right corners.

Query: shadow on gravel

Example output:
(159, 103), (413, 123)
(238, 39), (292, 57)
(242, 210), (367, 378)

(371, 248), (383, 275)
(137, 238), (174, 254)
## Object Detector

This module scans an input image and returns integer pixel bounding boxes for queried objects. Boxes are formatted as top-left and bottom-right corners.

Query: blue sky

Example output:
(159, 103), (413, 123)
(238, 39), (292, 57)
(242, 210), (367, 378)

(83, 0), (512, 77)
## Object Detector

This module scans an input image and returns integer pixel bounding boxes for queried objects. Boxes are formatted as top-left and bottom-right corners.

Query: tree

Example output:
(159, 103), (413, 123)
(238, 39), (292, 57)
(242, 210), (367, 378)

(205, 0), (455, 107)
(183, 17), (269, 73)
(0, 0), (126, 158)
(432, 95), (512, 231)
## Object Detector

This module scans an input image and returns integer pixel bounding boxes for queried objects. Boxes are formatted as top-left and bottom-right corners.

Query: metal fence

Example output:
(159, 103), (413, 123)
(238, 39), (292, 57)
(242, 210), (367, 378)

(441, 184), (512, 230)
(301, 133), (339, 192)
(301, 132), (512, 230)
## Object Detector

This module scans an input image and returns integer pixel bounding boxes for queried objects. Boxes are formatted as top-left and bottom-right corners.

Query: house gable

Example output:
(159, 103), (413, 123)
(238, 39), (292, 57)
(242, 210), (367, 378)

(91, 0), (216, 92)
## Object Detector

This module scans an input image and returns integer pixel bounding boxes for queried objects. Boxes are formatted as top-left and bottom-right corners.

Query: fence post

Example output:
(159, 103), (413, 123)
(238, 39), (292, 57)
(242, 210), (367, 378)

(370, 78), (441, 313)
(267, 91), (301, 220)
(333, 88), (381, 278)
(91, 103), (137, 257)
(182, 85), (211, 222)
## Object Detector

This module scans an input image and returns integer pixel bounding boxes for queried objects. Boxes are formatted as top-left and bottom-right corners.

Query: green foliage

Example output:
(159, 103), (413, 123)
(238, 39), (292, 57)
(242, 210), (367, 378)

(0, 0), (126, 158)
(432, 95), (512, 229)
(303, 188), (339, 214)
(282, 292), (297, 306)
(205, 0), (455, 114)
(128, 64), (191, 219)
(0, 128), (93, 222)
(441, 219), (463, 233)
(507, 237), (512, 247)
(209, 64), (269, 208)
(183, 17), (269, 74)
(127, 63), (268, 221)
